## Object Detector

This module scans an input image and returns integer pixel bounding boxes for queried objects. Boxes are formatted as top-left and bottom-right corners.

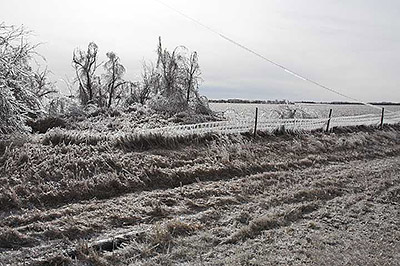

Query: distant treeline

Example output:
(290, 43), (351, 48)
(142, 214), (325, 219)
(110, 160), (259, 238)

(209, 99), (293, 104)
(296, 101), (400, 106)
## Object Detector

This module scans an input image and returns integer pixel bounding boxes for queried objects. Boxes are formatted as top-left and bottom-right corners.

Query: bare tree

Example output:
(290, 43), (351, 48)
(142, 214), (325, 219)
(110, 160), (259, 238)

(72, 42), (101, 105)
(31, 67), (57, 100)
(183, 51), (201, 103)
(103, 52), (126, 108)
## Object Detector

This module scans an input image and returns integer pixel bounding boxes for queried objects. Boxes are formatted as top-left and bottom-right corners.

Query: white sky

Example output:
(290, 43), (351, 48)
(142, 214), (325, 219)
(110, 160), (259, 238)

(2, 0), (400, 101)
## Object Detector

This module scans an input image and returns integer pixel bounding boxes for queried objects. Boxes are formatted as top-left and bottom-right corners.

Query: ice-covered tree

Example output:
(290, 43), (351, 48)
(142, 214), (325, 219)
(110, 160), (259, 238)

(103, 52), (126, 108)
(145, 37), (211, 114)
(0, 23), (51, 133)
(123, 81), (151, 106)
(72, 42), (101, 106)
(182, 51), (201, 103)
(156, 37), (186, 101)
(31, 67), (57, 101)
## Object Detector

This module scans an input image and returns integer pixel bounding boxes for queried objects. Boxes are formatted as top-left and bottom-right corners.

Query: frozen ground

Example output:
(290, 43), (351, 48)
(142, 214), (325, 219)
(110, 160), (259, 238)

(0, 125), (399, 265)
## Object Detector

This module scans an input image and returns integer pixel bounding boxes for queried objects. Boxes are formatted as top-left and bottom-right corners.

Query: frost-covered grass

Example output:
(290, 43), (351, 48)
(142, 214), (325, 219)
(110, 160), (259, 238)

(1, 124), (400, 212)
(64, 104), (220, 133)
(38, 104), (222, 148)
(1, 124), (400, 265)
(42, 127), (219, 150)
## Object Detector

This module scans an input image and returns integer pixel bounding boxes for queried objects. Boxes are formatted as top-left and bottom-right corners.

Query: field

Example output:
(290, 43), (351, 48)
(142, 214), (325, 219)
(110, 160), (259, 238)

(1, 123), (400, 265)
(210, 103), (400, 120)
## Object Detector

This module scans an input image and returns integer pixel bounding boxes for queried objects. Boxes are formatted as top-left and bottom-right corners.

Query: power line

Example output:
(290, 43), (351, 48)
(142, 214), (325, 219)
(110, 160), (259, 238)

(152, 0), (385, 112)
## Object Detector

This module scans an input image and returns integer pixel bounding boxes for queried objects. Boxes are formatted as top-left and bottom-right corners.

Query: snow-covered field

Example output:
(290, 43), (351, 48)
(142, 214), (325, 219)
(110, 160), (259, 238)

(1, 125), (400, 265)
(210, 103), (400, 120)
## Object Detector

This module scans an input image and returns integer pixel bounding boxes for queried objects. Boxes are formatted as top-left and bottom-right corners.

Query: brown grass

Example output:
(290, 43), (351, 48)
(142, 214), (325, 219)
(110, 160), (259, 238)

(165, 220), (202, 237)
(228, 202), (319, 243)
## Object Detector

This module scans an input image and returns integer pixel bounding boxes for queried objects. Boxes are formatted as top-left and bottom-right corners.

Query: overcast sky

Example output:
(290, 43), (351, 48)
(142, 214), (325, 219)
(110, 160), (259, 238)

(2, 0), (400, 101)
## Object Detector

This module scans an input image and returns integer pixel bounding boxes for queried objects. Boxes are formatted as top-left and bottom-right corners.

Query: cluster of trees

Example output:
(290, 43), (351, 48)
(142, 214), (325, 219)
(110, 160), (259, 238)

(72, 42), (128, 108)
(146, 37), (204, 113)
(1, 22), (210, 134)
(72, 37), (210, 114)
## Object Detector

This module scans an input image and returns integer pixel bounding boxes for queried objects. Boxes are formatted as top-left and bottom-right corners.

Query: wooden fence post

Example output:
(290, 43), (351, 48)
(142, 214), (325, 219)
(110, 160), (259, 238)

(254, 107), (258, 137)
(380, 108), (385, 129)
(326, 109), (333, 133)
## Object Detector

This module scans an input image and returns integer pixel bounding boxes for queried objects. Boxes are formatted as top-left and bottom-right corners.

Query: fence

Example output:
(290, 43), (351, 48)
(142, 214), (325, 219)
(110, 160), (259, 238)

(137, 109), (400, 138)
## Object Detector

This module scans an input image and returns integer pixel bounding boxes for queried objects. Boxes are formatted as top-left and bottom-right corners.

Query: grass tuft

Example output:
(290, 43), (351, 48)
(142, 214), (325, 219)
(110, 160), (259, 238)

(0, 227), (37, 249)
(228, 202), (319, 243)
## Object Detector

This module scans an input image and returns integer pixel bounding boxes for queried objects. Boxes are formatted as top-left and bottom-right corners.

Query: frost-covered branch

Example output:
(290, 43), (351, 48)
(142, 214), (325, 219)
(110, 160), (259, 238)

(0, 23), (51, 133)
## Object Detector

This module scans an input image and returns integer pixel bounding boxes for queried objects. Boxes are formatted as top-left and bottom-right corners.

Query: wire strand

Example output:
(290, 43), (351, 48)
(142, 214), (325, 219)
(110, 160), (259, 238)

(152, 0), (385, 112)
